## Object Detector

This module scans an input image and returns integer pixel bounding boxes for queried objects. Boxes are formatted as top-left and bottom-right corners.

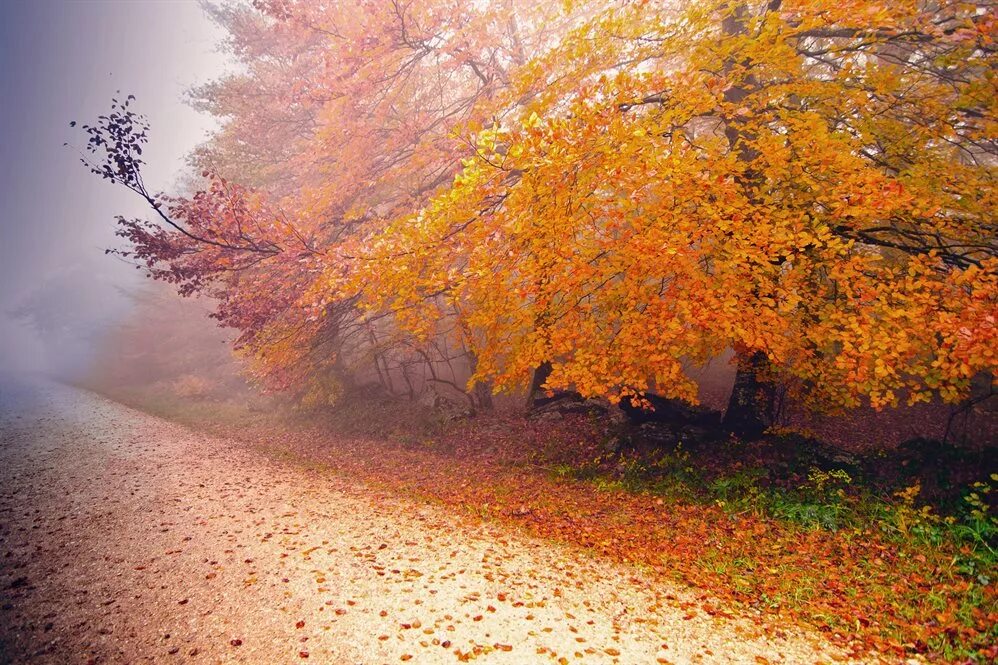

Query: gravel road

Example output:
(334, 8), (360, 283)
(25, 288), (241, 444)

(0, 377), (859, 664)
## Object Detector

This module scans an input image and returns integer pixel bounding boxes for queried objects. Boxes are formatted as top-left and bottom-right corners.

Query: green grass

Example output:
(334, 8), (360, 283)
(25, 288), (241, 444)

(553, 448), (996, 585)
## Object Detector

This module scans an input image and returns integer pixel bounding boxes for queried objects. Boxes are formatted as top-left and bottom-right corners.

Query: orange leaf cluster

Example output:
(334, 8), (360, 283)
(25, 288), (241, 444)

(104, 0), (996, 408)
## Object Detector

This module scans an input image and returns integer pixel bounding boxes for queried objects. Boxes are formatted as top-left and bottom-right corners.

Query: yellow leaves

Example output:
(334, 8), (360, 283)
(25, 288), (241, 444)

(198, 0), (998, 414)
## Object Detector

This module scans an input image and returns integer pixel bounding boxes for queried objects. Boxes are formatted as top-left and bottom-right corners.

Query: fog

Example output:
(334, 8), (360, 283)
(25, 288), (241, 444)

(0, 1), (230, 377)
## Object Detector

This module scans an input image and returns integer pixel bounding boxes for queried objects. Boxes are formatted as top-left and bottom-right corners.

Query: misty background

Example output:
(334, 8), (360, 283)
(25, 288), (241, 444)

(0, 0), (230, 377)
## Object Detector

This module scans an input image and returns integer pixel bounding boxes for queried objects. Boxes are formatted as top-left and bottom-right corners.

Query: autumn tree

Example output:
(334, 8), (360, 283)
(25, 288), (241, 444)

(83, 0), (592, 406)
(84, 0), (995, 435)
(350, 0), (996, 433)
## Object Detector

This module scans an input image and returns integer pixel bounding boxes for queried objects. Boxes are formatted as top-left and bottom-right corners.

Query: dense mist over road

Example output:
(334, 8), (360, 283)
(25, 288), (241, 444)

(0, 1), (228, 377)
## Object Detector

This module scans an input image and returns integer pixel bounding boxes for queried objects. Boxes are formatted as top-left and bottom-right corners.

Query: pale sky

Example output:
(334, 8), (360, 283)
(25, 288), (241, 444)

(0, 0), (232, 373)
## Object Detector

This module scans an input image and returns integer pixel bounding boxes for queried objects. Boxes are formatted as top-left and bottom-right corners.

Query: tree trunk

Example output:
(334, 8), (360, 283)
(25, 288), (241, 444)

(722, 351), (774, 439)
(525, 361), (554, 410)
(473, 382), (494, 410)
(716, 3), (782, 440)
(462, 347), (493, 411)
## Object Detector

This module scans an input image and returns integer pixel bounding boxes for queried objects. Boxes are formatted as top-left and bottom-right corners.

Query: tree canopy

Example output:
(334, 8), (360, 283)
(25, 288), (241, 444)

(82, 0), (996, 421)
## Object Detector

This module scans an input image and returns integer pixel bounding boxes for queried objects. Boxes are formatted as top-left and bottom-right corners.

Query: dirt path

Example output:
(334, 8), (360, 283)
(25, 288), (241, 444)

(0, 378), (859, 664)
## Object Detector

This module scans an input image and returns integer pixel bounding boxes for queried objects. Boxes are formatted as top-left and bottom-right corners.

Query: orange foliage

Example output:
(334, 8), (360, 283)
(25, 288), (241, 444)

(348, 0), (996, 410)
(92, 0), (996, 410)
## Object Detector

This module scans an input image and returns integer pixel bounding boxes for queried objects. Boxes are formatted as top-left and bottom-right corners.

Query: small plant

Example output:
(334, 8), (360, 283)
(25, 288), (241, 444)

(888, 482), (939, 539)
(963, 476), (995, 524)
(767, 493), (847, 530)
(802, 467), (852, 501)
(709, 467), (765, 511)
(949, 475), (997, 581)
(549, 463), (574, 479)
(748, 467), (856, 530)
